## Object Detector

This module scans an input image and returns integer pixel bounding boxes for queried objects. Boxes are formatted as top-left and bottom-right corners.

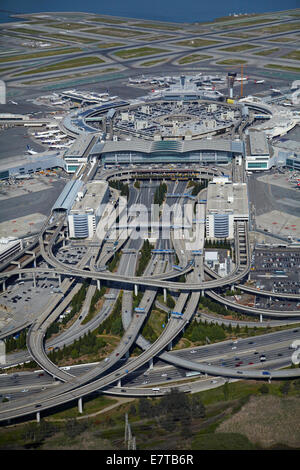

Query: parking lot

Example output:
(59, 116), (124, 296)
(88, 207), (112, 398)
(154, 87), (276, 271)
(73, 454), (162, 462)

(249, 248), (300, 296)
(54, 243), (88, 265)
(0, 271), (61, 333)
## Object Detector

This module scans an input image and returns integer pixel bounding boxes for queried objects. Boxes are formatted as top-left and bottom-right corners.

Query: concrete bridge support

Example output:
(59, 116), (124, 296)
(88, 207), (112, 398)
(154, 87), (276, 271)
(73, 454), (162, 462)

(78, 397), (83, 414)
(134, 284), (138, 297)
(260, 314), (263, 323)
(148, 358), (153, 369)
(163, 288), (167, 303)
(117, 379), (122, 387)
(36, 412), (40, 423)
(97, 279), (101, 291)
(168, 340), (172, 351)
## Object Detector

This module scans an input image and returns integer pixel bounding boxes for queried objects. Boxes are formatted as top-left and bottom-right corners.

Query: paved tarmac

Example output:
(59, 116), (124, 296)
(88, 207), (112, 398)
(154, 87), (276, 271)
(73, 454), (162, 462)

(0, 179), (66, 224)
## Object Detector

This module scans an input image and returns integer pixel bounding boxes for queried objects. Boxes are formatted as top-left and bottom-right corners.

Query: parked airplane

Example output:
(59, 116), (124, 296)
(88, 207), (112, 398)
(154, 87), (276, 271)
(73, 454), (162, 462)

(26, 145), (38, 155)
(49, 144), (68, 149)
(270, 87), (281, 93)
(236, 76), (249, 82)
(254, 80), (265, 84)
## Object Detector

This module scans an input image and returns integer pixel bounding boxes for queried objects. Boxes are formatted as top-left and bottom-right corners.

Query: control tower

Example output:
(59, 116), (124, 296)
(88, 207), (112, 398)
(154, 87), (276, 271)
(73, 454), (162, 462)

(227, 72), (237, 99)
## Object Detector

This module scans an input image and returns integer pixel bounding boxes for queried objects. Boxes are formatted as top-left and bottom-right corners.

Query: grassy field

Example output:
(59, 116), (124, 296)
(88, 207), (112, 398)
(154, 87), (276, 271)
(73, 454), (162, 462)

(220, 43), (259, 52)
(217, 394), (300, 448)
(13, 56), (105, 76)
(217, 59), (248, 65)
(48, 395), (118, 420)
(268, 36), (296, 42)
(253, 48), (280, 56)
(222, 32), (258, 39)
(0, 47), (82, 64)
(97, 42), (124, 49)
(85, 27), (147, 38)
(256, 21), (300, 34)
(281, 50), (300, 60)
(20, 67), (120, 85)
(88, 17), (126, 24)
(139, 58), (168, 66)
(8, 28), (95, 44)
(46, 22), (92, 30)
(216, 17), (275, 29)
(114, 47), (168, 59)
(175, 38), (220, 48)
(177, 54), (212, 64)
(131, 22), (180, 31)
(265, 63), (300, 73)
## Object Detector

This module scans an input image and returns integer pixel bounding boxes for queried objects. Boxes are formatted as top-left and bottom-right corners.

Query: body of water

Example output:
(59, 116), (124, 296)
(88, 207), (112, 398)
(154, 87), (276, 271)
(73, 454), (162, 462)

(0, 0), (299, 24)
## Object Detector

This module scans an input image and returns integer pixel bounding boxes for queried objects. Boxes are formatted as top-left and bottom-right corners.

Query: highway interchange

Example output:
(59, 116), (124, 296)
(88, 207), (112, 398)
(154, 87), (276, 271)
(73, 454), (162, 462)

(0, 162), (300, 424)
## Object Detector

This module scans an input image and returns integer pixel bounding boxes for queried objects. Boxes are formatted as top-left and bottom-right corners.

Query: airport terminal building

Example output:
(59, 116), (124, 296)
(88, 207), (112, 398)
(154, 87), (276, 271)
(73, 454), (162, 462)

(92, 138), (245, 165)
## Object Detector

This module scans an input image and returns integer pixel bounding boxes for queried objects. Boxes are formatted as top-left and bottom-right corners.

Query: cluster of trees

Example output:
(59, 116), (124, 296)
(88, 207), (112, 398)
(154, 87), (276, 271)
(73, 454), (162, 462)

(136, 240), (153, 276)
(154, 182), (168, 206)
(21, 418), (88, 448)
(82, 286), (106, 325)
(97, 292), (124, 337)
(134, 180), (140, 189)
(205, 239), (231, 249)
(184, 319), (226, 343)
(5, 329), (28, 353)
(135, 389), (205, 433)
(132, 291), (143, 310)
(22, 420), (57, 448)
(49, 331), (107, 363)
(108, 250), (121, 272)
(45, 322), (60, 340)
(187, 180), (207, 196)
(109, 180), (129, 197)
(61, 282), (89, 326)
(166, 293), (175, 309)
(225, 289), (241, 296)
(199, 296), (236, 318)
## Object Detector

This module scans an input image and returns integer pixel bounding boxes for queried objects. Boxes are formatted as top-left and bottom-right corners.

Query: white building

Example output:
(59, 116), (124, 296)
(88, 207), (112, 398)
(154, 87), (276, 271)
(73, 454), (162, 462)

(206, 177), (248, 240)
(245, 131), (271, 171)
(68, 181), (110, 239)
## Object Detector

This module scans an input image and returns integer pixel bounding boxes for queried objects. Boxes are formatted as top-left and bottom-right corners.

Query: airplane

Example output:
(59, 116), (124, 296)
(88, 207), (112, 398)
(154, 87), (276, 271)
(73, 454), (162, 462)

(26, 145), (38, 155)
(9, 100), (18, 105)
(48, 144), (68, 149)
(235, 76), (249, 82)
(270, 87), (281, 93)
(282, 102), (292, 107)
(254, 80), (265, 84)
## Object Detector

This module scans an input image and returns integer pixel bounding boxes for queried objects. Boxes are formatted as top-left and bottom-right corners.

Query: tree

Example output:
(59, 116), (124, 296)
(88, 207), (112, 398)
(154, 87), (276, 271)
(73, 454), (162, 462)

(259, 384), (269, 394)
(223, 381), (229, 401)
(279, 381), (291, 396)
(138, 397), (152, 418)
